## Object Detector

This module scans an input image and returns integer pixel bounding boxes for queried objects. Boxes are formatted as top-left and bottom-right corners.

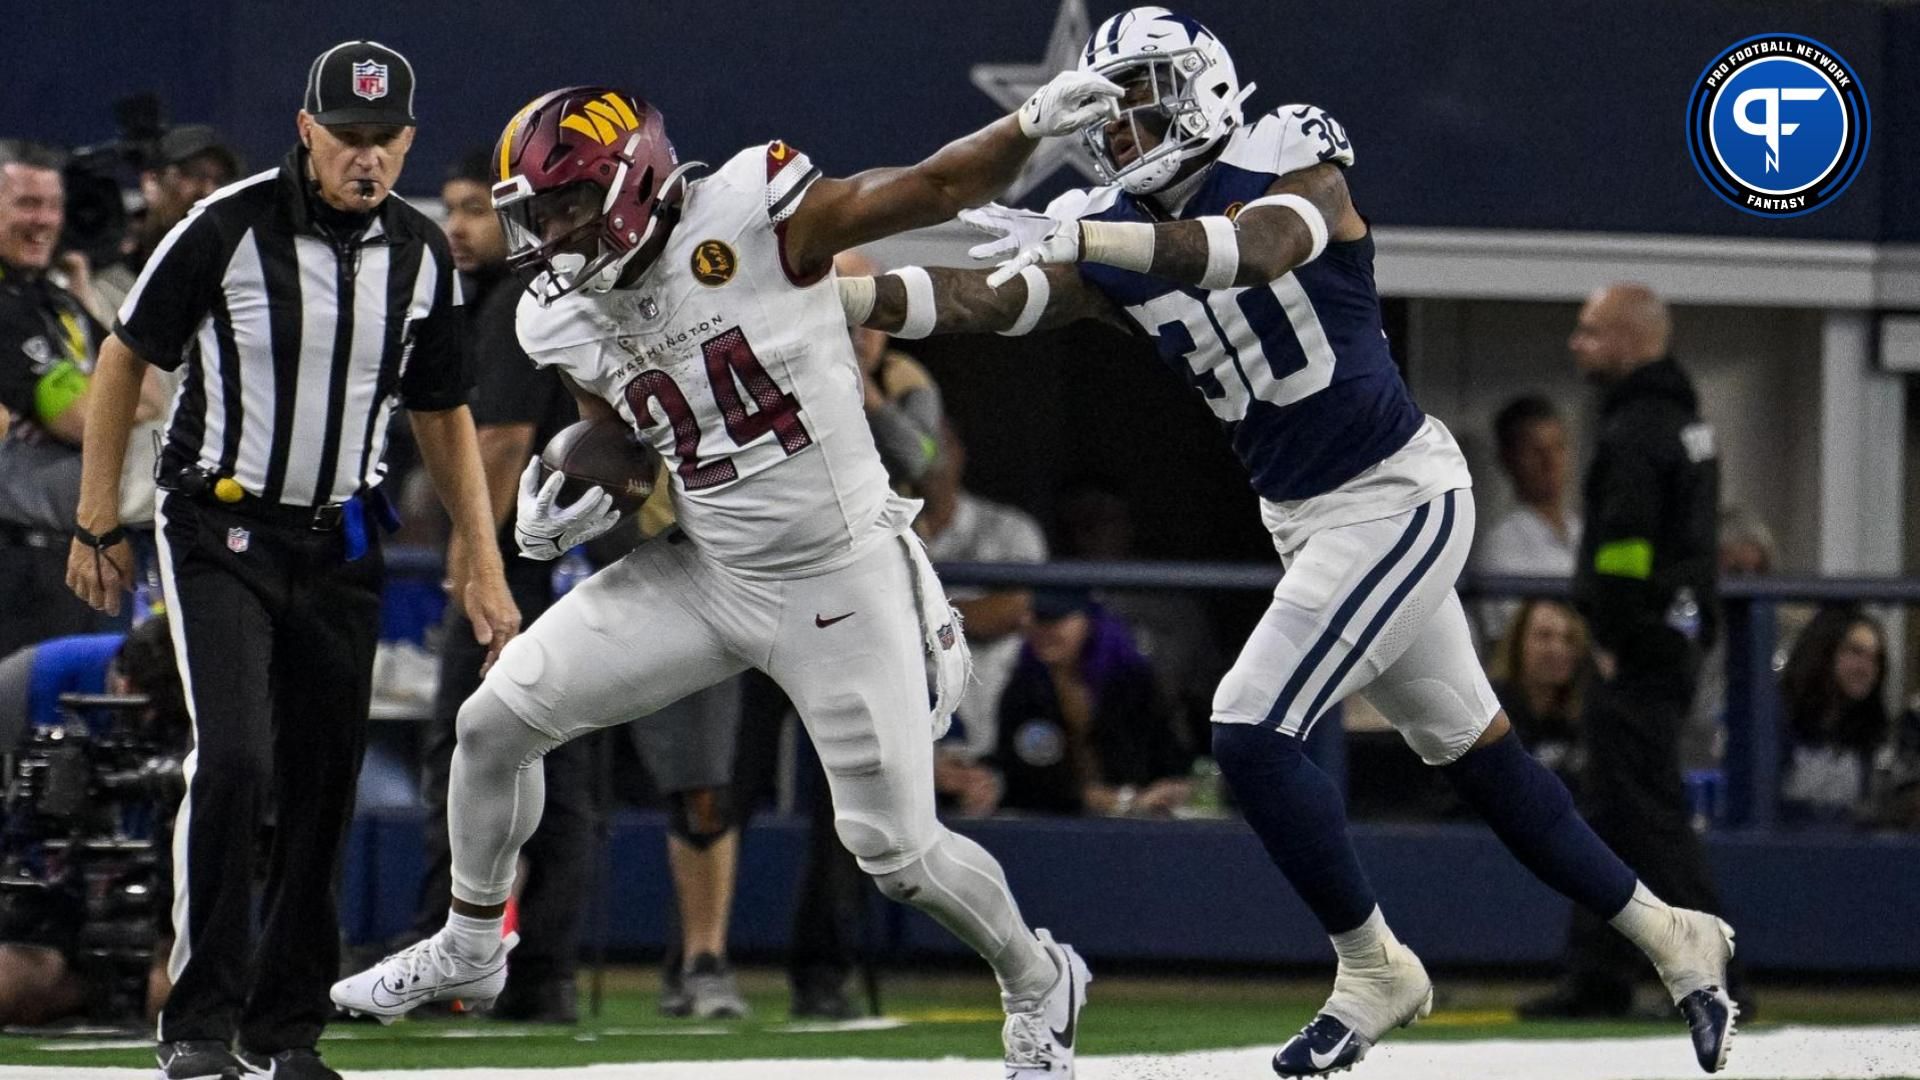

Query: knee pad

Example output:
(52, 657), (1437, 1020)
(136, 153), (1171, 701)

(455, 685), (559, 770)
(667, 787), (734, 850)
(834, 809), (932, 876)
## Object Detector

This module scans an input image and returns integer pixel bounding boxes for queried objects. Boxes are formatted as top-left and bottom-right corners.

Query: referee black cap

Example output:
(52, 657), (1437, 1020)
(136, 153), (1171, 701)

(304, 40), (417, 127)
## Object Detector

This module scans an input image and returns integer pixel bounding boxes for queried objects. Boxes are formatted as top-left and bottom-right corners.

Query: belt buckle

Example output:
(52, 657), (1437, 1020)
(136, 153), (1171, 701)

(310, 503), (345, 531)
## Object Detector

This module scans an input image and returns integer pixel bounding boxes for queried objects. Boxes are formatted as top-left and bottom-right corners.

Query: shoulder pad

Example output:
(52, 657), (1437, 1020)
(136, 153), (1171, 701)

(1222, 105), (1356, 177)
(715, 141), (822, 226)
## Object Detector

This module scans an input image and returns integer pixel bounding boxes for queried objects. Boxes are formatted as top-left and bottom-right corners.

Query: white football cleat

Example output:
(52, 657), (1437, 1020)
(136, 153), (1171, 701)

(1275, 936), (1433, 1076)
(329, 930), (518, 1022)
(1639, 908), (1739, 1072)
(1003, 929), (1091, 1080)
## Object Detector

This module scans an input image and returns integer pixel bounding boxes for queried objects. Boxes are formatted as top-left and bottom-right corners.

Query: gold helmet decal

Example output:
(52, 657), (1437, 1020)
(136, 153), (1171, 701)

(559, 92), (641, 145)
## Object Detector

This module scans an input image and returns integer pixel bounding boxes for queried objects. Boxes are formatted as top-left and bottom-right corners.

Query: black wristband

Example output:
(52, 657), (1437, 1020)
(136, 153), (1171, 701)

(74, 524), (127, 549)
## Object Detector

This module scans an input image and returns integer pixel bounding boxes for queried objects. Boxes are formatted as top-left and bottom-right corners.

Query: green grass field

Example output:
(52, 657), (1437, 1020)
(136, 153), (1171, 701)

(4, 968), (1917, 1075)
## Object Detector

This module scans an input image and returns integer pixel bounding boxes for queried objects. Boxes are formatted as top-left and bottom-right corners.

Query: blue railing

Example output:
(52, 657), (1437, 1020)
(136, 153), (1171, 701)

(383, 545), (1917, 831)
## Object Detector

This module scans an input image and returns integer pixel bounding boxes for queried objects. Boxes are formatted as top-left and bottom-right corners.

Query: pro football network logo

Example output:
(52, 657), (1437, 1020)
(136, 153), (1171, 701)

(351, 60), (389, 102)
(1686, 34), (1869, 218)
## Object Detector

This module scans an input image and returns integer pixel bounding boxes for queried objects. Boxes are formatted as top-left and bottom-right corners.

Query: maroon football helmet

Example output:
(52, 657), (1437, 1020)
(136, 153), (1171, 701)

(492, 87), (693, 304)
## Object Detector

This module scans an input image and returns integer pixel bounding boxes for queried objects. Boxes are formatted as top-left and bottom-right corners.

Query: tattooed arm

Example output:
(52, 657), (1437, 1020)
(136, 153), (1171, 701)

(860, 263), (1128, 336)
(1149, 163), (1366, 286)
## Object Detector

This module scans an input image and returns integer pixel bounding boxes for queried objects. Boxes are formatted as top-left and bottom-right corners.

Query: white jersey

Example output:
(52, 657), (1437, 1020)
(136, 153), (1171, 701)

(517, 142), (904, 575)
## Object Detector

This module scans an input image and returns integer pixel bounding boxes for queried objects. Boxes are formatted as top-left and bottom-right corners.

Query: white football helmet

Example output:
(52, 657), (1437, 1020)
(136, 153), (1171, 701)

(1076, 7), (1254, 194)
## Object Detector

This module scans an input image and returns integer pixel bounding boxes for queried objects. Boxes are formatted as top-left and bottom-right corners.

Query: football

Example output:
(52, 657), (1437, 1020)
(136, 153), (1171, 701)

(538, 418), (660, 516)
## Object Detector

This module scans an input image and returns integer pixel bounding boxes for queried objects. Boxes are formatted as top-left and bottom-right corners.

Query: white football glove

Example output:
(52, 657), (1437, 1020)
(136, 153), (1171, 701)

(1017, 70), (1123, 139)
(985, 218), (1082, 288)
(958, 203), (1059, 263)
(513, 457), (622, 562)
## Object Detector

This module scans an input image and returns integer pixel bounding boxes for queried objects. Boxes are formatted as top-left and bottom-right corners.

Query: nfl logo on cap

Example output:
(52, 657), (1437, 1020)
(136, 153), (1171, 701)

(352, 59), (389, 101)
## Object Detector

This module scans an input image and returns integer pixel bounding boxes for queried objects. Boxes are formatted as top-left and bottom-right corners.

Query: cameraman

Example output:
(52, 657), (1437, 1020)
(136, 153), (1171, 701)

(0, 616), (188, 1026)
(0, 139), (118, 657)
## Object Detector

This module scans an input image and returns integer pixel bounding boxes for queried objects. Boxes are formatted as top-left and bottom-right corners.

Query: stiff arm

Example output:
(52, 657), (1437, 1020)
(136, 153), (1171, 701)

(848, 263), (1128, 338)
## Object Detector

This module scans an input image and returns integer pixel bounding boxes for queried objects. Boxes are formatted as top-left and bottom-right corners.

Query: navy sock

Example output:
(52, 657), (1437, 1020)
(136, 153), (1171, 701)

(1441, 730), (1636, 917)
(1212, 723), (1377, 934)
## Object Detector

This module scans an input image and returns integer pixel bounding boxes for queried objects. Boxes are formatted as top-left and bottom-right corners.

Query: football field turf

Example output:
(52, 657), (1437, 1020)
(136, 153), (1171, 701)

(2, 969), (1914, 1078)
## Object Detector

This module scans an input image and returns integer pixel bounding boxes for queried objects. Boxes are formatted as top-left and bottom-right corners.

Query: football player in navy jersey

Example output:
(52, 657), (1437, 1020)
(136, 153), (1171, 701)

(839, 7), (1738, 1075)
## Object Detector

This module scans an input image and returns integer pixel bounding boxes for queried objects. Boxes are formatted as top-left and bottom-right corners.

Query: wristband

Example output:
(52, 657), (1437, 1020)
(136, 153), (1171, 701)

(890, 266), (938, 339)
(837, 274), (877, 326)
(1078, 219), (1155, 273)
(999, 265), (1050, 337)
(1243, 193), (1329, 265)
(1198, 217), (1241, 290)
(74, 523), (127, 549)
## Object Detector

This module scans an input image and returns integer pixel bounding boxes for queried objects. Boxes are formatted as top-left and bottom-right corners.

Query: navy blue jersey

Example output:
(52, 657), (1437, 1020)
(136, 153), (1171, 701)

(1052, 106), (1422, 502)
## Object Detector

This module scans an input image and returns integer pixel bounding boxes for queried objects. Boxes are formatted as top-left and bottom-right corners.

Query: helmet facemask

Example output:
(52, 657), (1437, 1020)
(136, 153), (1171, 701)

(1081, 50), (1219, 194)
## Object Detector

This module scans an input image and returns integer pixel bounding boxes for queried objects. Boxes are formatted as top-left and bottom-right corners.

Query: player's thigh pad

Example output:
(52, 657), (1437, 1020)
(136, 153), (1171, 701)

(481, 540), (748, 742)
(764, 535), (941, 875)
(1214, 489), (1474, 739)
(1363, 589), (1502, 764)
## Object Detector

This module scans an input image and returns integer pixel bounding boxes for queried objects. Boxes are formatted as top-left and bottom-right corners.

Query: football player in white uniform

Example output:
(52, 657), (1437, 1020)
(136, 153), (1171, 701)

(836, 8), (1738, 1076)
(331, 80), (1122, 1077)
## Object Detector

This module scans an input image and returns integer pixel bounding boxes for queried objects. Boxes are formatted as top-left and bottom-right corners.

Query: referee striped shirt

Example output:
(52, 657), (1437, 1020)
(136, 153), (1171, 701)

(114, 148), (468, 508)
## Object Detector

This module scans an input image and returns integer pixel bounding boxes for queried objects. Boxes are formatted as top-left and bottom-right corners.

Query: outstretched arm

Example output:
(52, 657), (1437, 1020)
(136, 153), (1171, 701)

(781, 73), (1120, 278)
(842, 263), (1128, 338)
(988, 162), (1367, 291)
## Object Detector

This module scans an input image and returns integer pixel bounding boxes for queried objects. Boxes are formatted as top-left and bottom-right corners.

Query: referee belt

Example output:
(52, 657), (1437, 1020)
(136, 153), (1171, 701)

(160, 468), (346, 531)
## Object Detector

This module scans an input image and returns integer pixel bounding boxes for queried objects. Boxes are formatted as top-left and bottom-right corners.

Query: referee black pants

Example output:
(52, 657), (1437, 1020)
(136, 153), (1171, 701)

(153, 492), (383, 1053)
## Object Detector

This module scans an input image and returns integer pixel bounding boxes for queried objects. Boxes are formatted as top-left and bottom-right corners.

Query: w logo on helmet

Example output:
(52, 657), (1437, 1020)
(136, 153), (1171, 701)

(560, 92), (642, 145)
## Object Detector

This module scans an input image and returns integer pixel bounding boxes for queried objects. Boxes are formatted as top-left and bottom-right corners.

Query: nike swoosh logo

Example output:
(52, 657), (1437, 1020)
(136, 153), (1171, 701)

(1049, 967), (1079, 1049)
(366, 967), (498, 1009)
(814, 611), (855, 628)
(1309, 1030), (1355, 1071)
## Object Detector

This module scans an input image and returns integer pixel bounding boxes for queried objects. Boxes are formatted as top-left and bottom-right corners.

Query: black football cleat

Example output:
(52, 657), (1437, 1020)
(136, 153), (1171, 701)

(1275, 1013), (1370, 1076)
(155, 1041), (243, 1080)
(1678, 986), (1738, 1073)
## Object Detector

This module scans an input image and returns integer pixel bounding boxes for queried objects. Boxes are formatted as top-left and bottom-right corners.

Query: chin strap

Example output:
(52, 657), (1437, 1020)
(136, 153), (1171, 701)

(585, 159), (706, 295)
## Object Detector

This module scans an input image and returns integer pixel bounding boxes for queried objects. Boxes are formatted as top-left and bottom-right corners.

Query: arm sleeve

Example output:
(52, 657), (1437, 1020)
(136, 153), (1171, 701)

(113, 210), (229, 370)
(1574, 425), (1670, 653)
(400, 246), (472, 411)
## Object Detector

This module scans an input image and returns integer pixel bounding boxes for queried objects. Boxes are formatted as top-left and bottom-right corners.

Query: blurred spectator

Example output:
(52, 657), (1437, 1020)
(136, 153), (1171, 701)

(1053, 474), (1224, 752)
(0, 139), (120, 657)
(919, 420), (1046, 759)
(1486, 599), (1593, 793)
(836, 251), (942, 493)
(1869, 702), (1920, 830)
(1682, 506), (1784, 777)
(91, 129), (240, 553)
(947, 588), (1192, 818)
(90, 126), (242, 317)
(1528, 282), (1738, 1020)
(1778, 605), (1888, 825)
(1473, 395), (1579, 639)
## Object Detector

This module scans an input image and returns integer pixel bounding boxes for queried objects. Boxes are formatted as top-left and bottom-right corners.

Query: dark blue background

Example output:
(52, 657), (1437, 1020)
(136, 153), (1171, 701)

(5, 1), (1915, 239)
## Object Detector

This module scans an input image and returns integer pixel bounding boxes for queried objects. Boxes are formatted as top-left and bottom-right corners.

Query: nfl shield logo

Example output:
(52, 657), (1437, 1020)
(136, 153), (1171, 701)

(936, 621), (956, 650)
(639, 296), (659, 320)
(226, 527), (250, 553)
(352, 60), (389, 101)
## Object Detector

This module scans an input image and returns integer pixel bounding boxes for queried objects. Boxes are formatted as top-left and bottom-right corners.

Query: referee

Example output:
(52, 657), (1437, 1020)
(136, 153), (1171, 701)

(65, 42), (517, 1080)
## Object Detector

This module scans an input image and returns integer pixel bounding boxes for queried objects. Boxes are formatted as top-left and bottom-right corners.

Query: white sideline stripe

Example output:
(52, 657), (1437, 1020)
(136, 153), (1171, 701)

(6, 1025), (1919, 1079)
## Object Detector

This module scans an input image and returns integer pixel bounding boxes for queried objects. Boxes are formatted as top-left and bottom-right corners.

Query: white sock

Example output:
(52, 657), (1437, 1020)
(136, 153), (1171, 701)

(1607, 881), (1673, 952)
(1330, 906), (1395, 968)
(443, 910), (506, 962)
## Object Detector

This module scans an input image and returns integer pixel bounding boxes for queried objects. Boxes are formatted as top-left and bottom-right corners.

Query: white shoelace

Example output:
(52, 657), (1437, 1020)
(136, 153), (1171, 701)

(380, 936), (463, 991)
(1002, 1005), (1050, 1066)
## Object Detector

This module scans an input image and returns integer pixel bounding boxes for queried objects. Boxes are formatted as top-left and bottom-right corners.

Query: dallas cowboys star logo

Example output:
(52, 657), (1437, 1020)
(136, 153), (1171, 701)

(969, 0), (1102, 203)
